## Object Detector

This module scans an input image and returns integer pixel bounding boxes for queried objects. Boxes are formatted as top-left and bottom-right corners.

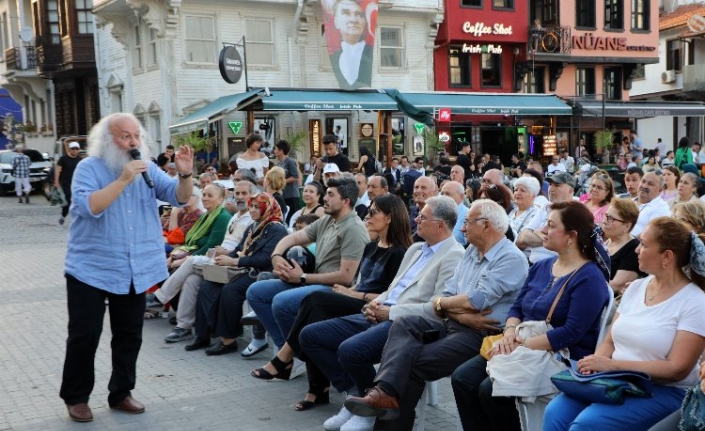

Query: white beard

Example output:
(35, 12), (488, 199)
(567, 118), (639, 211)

(102, 143), (152, 178)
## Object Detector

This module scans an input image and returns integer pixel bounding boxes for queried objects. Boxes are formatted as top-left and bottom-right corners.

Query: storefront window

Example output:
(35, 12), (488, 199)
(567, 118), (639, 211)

(576, 0), (596, 28)
(449, 47), (471, 87)
(604, 67), (622, 100)
(481, 53), (501, 88)
(631, 0), (649, 30)
(604, 0), (623, 30)
(576, 67), (595, 97)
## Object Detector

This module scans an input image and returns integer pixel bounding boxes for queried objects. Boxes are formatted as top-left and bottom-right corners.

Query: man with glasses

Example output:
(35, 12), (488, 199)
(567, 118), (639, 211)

(631, 171), (671, 238)
(55, 141), (82, 225)
(480, 169), (504, 190)
(517, 171), (575, 265)
(60, 113), (194, 421)
(300, 196), (464, 431)
(342, 199), (528, 429)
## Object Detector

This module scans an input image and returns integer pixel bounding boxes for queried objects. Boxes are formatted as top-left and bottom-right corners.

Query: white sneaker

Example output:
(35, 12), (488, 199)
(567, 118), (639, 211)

(340, 415), (375, 431)
(324, 405), (354, 431)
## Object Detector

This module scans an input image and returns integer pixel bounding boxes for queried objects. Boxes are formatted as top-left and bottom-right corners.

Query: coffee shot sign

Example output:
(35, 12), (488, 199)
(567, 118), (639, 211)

(462, 22), (513, 37)
(219, 46), (243, 84)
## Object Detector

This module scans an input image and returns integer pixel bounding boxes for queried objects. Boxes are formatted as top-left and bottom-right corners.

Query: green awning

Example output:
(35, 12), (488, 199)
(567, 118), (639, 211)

(574, 100), (705, 118)
(257, 89), (398, 111)
(169, 89), (261, 135)
(393, 92), (572, 124)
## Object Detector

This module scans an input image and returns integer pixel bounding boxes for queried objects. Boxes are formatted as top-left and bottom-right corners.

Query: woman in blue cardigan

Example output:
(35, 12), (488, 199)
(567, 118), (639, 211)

(451, 201), (611, 431)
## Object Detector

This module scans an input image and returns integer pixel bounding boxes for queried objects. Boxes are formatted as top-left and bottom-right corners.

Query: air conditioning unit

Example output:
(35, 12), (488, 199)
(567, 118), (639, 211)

(662, 70), (676, 84)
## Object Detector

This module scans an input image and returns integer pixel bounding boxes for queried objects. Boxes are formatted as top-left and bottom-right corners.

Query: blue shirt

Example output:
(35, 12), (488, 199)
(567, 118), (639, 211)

(65, 157), (183, 294)
(442, 238), (528, 323)
(384, 237), (452, 306)
(452, 203), (468, 246)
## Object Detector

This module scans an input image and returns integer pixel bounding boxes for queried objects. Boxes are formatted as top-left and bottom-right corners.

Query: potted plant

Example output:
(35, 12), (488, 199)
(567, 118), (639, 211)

(280, 129), (308, 159)
(422, 126), (445, 168)
(593, 129), (615, 165)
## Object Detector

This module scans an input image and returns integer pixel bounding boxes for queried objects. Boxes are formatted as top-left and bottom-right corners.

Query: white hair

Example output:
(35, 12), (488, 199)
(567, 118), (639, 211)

(470, 199), (508, 234)
(87, 113), (153, 175)
(426, 195), (458, 231)
(513, 176), (541, 197)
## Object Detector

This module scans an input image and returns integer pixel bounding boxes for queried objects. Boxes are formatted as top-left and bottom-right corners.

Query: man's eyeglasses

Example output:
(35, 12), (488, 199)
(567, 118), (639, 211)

(416, 214), (443, 223)
(463, 217), (488, 226)
(115, 133), (141, 143)
(481, 178), (494, 185)
(604, 214), (625, 224)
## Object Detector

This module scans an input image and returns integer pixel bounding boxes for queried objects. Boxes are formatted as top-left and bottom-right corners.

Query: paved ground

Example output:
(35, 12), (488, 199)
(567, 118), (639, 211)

(0, 194), (461, 431)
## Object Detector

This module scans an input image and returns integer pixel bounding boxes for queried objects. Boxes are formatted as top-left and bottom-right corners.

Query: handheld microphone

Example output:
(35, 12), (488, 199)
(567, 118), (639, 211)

(128, 149), (154, 188)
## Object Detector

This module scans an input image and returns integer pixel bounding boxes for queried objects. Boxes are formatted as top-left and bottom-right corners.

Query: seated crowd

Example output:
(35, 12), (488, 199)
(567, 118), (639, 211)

(144, 135), (705, 431)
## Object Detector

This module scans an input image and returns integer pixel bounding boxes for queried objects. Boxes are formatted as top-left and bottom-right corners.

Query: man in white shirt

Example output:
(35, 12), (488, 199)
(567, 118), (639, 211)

(655, 138), (666, 158)
(559, 149), (575, 174)
(692, 142), (705, 164)
(631, 172), (671, 238)
(546, 155), (567, 174)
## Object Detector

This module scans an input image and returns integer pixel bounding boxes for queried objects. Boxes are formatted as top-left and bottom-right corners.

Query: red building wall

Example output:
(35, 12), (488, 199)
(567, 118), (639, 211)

(434, 1), (529, 92)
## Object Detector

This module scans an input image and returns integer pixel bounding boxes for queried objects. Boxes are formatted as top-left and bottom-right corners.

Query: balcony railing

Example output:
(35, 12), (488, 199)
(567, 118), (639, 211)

(528, 26), (572, 54)
(4, 46), (37, 70)
(683, 64), (705, 93)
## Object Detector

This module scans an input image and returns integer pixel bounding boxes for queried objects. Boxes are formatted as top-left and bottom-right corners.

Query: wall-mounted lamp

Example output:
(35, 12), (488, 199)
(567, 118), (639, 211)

(513, 47), (520, 57)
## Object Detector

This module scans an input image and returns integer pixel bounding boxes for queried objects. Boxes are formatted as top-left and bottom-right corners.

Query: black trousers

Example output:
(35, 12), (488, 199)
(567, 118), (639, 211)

(61, 187), (72, 218)
(195, 278), (265, 341)
(288, 290), (366, 395)
(59, 274), (146, 406)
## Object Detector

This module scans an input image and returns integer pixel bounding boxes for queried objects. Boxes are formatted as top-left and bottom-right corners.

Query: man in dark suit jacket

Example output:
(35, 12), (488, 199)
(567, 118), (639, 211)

(329, 0), (373, 89)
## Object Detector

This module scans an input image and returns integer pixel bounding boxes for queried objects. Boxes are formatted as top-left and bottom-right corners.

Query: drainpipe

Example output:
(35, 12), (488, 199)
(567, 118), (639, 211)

(292, 0), (304, 35)
(290, 0), (304, 87)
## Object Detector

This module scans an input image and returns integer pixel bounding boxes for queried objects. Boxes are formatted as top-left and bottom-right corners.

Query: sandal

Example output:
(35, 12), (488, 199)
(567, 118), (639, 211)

(294, 387), (330, 411)
(251, 355), (293, 381)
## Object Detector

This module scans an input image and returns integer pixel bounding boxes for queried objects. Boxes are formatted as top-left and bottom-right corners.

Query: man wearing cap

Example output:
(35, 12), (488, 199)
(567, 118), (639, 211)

(516, 171), (575, 265)
(11, 144), (31, 203)
(323, 163), (341, 186)
(55, 141), (83, 224)
(314, 134), (351, 182)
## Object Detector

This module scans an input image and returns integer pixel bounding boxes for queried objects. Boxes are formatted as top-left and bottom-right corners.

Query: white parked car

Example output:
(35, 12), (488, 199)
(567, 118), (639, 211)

(0, 149), (51, 195)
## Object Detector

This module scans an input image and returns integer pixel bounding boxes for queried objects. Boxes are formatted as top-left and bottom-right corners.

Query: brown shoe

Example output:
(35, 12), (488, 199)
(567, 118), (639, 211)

(66, 403), (93, 422)
(110, 396), (145, 414)
(344, 387), (400, 420)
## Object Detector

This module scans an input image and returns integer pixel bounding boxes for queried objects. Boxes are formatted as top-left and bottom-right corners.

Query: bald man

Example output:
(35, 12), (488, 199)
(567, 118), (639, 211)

(409, 176), (437, 242)
(441, 181), (468, 246)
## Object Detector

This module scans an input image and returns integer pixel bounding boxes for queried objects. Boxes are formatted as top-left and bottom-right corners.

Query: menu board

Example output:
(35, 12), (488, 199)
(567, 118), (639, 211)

(543, 134), (557, 156)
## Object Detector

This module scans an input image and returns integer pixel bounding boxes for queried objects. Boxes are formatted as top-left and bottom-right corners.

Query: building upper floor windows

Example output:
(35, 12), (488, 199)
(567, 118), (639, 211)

(605, 0), (624, 30)
(461, 0), (482, 7)
(76, 0), (93, 34)
(576, 0), (596, 28)
(604, 67), (622, 100)
(631, 0), (649, 31)
(523, 67), (545, 94)
(493, 0), (514, 10)
(185, 15), (216, 64)
(481, 53), (501, 87)
(449, 47), (471, 87)
(666, 39), (682, 72)
(576, 67), (595, 97)
(531, 0), (559, 27)
(245, 19), (274, 66)
(380, 27), (404, 68)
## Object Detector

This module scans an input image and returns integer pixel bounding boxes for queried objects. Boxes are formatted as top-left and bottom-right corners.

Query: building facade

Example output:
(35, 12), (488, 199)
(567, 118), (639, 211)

(92, 0), (445, 162)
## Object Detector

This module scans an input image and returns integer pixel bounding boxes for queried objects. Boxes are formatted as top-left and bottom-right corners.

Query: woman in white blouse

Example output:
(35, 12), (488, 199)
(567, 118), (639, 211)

(236, 133), (270, 185)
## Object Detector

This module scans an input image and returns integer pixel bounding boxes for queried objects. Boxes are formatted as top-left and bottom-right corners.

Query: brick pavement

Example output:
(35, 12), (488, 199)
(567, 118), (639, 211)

(0, 195), (461, 431)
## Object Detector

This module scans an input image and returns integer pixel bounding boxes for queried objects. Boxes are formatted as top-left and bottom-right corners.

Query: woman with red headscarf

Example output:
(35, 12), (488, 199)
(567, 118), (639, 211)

(187, 193), (289, 355)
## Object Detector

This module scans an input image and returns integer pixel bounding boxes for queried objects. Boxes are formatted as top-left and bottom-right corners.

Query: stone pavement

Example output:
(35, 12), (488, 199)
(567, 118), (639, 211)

(0, 194), (461, 431)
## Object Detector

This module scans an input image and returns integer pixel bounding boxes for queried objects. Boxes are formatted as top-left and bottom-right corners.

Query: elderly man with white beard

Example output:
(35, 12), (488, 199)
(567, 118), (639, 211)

(59, 113), (194, 422)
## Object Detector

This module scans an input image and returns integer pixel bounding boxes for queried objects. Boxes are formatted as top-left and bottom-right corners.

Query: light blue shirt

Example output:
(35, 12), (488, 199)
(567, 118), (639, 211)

(452, 203), (468, 246)
(65, 156), (183, 294)
(442, 238), (528, 323)
(384, 237), (453, 306)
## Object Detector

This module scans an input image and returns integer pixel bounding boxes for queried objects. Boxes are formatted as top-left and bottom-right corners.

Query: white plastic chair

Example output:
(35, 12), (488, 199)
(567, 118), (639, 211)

(415, 380), (439, 431)
(516, 284), (615, 431)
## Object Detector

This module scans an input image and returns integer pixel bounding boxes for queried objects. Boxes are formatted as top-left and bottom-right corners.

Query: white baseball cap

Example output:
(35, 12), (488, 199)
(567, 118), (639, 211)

(323, 163), (340, 174)
(68, 142), (80, 149)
